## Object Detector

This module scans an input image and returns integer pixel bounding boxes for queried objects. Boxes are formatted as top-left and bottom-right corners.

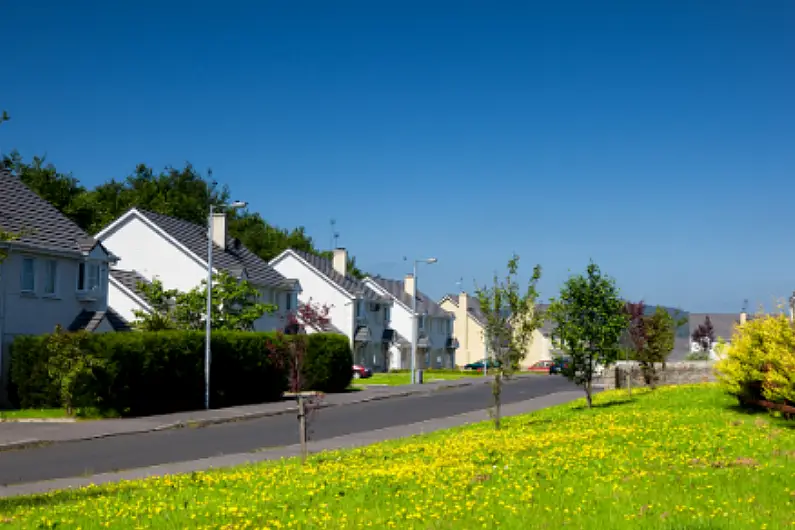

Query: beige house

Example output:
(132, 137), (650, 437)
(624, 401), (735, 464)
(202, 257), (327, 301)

(440, 292), (553, 369)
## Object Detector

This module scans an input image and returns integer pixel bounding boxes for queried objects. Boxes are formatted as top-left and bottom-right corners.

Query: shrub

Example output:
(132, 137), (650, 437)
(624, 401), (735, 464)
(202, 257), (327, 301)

(715, 313), (795, 406)
(301, 333), (352, 393)
(10, 330), (349, 416)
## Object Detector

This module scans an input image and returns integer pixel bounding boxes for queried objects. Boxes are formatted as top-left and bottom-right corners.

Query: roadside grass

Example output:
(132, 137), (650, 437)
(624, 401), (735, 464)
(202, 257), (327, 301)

(0, 409), (68, 420)
(353, 370), (483, 386)
(2, 384), (794, 529)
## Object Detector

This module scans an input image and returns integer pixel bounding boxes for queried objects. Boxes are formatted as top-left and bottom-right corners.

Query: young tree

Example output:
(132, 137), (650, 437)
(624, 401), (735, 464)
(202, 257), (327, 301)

(547, 262), (628, 408)
(638, 306), (678, 388)
(132, 278), (180, 331)
(0, 230), (20, 263)
(132, 272), (274, 331)
(268, 299), (333, 463)
(689, 315), (716, 360)
(173, 271), (275, 331)
(476, 254), (543, 429)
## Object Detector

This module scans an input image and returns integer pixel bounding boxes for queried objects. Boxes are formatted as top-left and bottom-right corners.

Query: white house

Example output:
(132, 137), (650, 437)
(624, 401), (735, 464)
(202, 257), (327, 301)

(363, 275), (457, 370)
(269, 248), (394, 371)
(688, 312), (745, 361)
(0, 169), (126, 402)
(95, 208), (300, 331)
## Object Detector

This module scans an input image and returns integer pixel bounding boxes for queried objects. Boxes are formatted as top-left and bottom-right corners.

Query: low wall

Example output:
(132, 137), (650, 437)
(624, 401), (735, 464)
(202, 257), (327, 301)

(599, 361), (717, 390)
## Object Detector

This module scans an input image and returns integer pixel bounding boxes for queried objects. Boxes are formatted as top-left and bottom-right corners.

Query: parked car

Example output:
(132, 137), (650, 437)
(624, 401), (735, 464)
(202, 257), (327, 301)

(352, 364), (372, 379)
(549, 357), (572, 374)
(528, 360), (555, 373)
(464, 358), (502, 371)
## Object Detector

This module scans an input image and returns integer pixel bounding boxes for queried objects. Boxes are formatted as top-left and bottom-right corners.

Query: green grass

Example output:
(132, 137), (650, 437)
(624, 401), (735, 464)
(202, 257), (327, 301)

(0, 408), (69, 420)
(2, 384), (794, 529)
(353, 370), (484, 386)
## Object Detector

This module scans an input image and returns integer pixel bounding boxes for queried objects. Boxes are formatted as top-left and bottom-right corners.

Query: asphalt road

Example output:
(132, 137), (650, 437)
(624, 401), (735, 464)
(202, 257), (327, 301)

(0, 376), (578, 486)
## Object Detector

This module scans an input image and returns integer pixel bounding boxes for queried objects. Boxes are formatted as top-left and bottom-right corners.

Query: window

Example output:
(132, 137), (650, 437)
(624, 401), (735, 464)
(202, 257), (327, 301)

(285, 292), (293, 311)
(418, 315), (426, 330)
(44, 260), (57, 295)
(356, 299), (365, 319)
(384, 306), (391, 324)
(78, 262), (100, 291)
(20, 258), (35, 293)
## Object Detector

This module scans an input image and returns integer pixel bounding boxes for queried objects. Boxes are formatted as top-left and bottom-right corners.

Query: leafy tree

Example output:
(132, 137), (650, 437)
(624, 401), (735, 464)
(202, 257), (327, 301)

(639, 306), (677, 387)
(689, 315), (716, 360)
(45, 326), (106, 416)
(133, 272), (274, 331)
(476, 254), (543, 429)
(0, 230), (20, 263)
(132, 278), (180, 331)
(547, 262), (628, 408)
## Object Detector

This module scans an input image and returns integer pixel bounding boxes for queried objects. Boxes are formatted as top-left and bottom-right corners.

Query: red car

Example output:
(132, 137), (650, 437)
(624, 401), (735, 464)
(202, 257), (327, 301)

(528, 360), (554, 373)
(352, 364), (372, 379)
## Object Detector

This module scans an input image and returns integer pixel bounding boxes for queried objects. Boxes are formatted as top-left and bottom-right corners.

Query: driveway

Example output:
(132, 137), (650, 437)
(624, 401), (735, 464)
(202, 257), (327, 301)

(0, 375), (578, 486)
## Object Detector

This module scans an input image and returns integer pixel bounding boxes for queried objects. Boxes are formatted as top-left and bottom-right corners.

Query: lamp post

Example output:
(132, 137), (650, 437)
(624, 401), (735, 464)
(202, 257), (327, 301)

(411, 257), (437, 385)
(205, 201), (247, 410)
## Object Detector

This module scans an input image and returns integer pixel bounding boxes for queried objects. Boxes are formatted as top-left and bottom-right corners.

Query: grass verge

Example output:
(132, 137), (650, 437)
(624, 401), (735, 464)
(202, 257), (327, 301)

(0, 409), (69, 420)
(353, 371), (483, 386)
(1, 384), (794, 529)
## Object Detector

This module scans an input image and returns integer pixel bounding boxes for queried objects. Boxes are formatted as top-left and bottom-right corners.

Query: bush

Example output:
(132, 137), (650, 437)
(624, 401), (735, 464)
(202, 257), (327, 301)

(301, 333), (353, 393)
(715, 313), (795, 407)
(10, 330), (349, 416)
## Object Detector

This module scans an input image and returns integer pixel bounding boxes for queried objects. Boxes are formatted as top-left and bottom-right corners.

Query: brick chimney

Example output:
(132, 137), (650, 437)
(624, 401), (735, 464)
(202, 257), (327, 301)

(211, 212), (227, 250)
(332, 248), (348, 276)
(404, 273), (415, 300)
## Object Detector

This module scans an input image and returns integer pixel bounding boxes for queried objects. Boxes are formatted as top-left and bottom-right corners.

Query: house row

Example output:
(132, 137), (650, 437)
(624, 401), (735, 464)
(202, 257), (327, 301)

(0, 170), (759, 402)
(4, 171), (555, 400)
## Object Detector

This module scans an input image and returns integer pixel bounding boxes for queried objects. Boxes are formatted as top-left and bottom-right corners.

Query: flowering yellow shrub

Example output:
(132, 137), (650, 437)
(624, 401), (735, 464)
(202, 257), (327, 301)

(715, 313), (795, 405)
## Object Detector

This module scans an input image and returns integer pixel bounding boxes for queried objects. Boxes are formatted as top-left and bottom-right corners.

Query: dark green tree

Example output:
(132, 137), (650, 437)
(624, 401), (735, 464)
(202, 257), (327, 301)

(547, 262), (629, 408)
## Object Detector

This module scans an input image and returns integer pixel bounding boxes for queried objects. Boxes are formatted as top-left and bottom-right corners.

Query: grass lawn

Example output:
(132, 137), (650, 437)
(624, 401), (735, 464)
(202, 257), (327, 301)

(0, 408), (69, 420)
(2, 384), (794, 529)
(353, 370), (484, 386)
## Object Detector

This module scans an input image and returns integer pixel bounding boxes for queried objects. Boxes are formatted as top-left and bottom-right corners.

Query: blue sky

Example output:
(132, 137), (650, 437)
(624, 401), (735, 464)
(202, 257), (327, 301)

(2, 1), (794, 313)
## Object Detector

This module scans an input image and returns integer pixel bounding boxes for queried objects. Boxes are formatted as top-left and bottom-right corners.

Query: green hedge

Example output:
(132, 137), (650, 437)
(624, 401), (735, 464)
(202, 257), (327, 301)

(9, 330), (352, 417)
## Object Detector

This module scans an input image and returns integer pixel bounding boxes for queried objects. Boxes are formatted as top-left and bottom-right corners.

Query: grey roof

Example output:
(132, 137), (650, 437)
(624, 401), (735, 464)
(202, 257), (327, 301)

(369, 277), (451, 318)
(443, 293), (488, 326)
(132, 209), (289, 289)
(110, 269), (150, 300)
(290, 249), (384, 301)
(688, 313), (743, 343)
(68, 308), (132, 332)
(0, 168), (101, 255)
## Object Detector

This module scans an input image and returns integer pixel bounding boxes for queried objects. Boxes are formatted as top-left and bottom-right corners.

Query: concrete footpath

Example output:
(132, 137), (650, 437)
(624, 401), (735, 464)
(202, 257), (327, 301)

(0, 376), (496, 451)
(0, 390), (583, 498)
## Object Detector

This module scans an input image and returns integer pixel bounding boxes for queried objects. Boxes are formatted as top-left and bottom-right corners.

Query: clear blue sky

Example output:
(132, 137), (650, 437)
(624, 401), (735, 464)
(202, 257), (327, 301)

(3, 1), (794, 313)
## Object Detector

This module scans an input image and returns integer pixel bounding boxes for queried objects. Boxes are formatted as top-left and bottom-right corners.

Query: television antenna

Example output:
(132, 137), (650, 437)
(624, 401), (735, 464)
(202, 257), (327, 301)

(455, 277), (463, 292)
(329, 219), (340, 249)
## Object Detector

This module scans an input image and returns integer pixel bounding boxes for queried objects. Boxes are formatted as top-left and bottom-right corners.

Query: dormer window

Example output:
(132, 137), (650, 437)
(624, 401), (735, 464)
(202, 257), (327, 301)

(77, 262), (101, 292)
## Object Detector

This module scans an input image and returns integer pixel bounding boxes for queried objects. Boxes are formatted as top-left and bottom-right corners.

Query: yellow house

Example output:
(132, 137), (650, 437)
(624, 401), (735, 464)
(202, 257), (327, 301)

(439, 293), (554, 370)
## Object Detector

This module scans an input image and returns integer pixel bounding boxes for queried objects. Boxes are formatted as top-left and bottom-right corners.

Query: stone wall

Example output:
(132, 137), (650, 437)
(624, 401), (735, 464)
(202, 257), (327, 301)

(599, 361), (717, 390)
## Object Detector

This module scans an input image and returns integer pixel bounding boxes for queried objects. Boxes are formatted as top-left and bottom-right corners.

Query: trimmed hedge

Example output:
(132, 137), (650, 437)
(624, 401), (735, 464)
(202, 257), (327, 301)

(10, 330), (352, 417)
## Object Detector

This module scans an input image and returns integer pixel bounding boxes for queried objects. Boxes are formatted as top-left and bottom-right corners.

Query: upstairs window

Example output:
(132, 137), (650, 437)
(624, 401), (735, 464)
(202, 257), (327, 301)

(44, 260), (57, 296)
(418, 315), (426, 330)
(78, 262), (100, 292)
(285, 292), (293, 311)
(384, 305), (391, 324)
(20, 258), (35, 293)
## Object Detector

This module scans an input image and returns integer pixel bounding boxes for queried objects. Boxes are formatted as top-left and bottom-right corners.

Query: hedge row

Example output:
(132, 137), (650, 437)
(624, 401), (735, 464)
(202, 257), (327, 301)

(9, 330), (352, 417)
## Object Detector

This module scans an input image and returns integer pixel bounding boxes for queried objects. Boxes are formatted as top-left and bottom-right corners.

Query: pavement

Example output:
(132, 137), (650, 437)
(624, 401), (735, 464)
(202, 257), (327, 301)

(0, 388), (584, 499)
(0, 375), (498, 450)
(0, 375), (580, 489)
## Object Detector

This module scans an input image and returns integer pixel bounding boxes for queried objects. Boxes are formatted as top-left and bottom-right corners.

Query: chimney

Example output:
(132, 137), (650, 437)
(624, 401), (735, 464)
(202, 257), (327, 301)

(459, 291), (468, 312)
(404, 273), (415, 299)
(740, 311), (747, 325)
(211, 212), (227, 250)
(332, 248), (348, 276)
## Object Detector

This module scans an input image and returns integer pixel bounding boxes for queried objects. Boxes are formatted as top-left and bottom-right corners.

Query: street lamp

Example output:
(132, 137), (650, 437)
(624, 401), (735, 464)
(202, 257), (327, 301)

(205, 201), (248, 410)
(411, 257), (438, 385)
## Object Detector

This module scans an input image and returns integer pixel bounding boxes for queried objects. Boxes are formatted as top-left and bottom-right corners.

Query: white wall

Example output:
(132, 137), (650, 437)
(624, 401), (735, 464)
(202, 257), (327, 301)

(100, 216), (207, 294)
(107, 280), (146, 324)
(271, 254), (354, 340)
